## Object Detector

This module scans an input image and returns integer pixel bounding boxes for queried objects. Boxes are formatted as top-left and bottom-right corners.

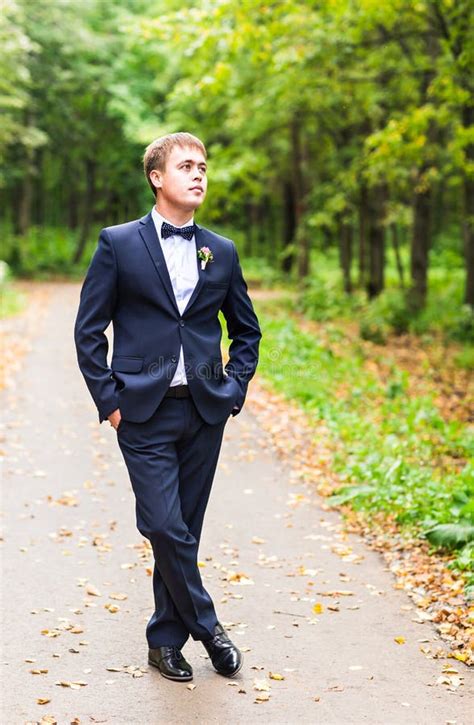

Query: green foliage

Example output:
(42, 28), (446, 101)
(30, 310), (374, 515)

(0, 259), (13, 285)
(359, 317), (387, 345)
(0, 261), (26, 317)
(425, 524), (474, 550)
(449, 542), (474, 598)
(297, 274), (366, 322)
(1, 224), (98, 277)
(453, 346), (474, 371)
(238, 257), (283, 289)
(359, 289), (412, 340)
(0, 0), (46, 172)
(292, 248), (474, 346)
(448, 306), (474, 344)
(1, 0), (473, 313)
(253, 301), (473, 578)
(425, 516), (474, 585)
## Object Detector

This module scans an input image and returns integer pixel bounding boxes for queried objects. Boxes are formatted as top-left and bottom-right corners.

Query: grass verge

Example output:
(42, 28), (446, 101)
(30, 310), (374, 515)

(245, 300), (474, 594)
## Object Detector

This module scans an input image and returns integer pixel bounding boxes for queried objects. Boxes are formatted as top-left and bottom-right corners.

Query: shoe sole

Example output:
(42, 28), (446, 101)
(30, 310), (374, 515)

(148, 657), (193, 682)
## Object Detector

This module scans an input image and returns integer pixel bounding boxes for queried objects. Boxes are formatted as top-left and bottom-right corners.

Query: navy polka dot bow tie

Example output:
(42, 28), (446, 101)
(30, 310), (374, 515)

(161, 221), (196, 240)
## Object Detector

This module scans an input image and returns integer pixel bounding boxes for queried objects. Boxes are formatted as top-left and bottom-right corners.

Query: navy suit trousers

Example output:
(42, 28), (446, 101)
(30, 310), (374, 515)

(116, 392), (227, 649)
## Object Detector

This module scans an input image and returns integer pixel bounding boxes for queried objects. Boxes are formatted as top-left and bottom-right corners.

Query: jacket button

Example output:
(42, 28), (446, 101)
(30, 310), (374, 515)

(171, 356), (177, 362)
(179, 320), (185, 327)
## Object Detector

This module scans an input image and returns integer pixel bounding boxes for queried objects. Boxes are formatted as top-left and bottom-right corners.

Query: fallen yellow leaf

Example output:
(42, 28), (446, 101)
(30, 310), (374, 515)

(226, 571), (254, 585)
(269, 672), (285, 680)
(109, 592), (128, 601)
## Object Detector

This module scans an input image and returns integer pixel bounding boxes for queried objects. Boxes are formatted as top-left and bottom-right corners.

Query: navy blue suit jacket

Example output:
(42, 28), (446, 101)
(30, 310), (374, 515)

(74, 211), (262, 426)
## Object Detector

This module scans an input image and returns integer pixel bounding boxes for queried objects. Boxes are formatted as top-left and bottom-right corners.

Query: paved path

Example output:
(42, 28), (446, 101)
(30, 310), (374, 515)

(1, 282), (471, 724)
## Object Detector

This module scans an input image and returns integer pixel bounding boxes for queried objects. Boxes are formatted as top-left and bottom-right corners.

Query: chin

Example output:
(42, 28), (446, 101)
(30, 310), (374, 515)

(190, 198), (205, 210)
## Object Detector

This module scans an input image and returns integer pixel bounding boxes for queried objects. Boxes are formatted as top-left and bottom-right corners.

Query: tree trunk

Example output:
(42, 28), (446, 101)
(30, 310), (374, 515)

(265, 193), (277, 261)
(358, 185), (368, 288)
(366, 185), (386, 299)
(462, 103), (474, 306)
(408, 181), (432, 311)
(297, 136), (310, 279)
(391, 223), (405, 288)
(291, 119), (310, 279)
(36, 147), (46, 227)
(67, 187), (79, 230)
(17, 113), (36, 236)
(338, 214), (353, 294)
(281, 181), (296, 273)
(249, 201), (260, 258)
(257, 198), (267, 253)
(18, 154), (34, 236)
(407, 35), (437, 311)
(72, 159), (96, 265)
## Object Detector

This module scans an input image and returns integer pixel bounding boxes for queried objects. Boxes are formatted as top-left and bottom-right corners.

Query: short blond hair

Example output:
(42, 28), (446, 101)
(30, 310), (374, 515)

(143, 132), (207, 198)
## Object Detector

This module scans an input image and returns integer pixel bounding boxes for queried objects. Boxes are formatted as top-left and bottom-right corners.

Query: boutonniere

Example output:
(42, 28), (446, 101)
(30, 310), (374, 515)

(197, 246), (214, 270)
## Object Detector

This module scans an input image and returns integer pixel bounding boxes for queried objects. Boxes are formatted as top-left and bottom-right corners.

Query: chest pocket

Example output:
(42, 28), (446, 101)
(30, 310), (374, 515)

(206, 282), (228, 291)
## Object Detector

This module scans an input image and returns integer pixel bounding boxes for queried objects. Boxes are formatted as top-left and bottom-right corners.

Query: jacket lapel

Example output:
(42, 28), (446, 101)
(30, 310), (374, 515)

(138, 211), (207, 317)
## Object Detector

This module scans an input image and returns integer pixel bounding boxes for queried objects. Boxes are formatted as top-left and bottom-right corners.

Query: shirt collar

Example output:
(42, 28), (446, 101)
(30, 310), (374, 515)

(151, 206), (194, 240)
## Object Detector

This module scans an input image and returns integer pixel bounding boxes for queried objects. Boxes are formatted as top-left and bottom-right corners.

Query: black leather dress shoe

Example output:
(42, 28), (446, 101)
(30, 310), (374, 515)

(148, 645), (193, 682)
(201, 622), (243, 677)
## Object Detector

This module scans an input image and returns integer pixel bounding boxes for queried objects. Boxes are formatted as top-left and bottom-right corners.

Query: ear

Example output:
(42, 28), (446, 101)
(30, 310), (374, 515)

(149, 169), (162, 191)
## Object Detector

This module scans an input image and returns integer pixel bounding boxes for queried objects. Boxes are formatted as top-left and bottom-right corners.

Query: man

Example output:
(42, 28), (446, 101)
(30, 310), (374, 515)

(73, 132), (262, 682)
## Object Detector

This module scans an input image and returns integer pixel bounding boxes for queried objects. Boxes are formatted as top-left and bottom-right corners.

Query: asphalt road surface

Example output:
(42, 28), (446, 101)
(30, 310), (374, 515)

(1, 282), (471, 724)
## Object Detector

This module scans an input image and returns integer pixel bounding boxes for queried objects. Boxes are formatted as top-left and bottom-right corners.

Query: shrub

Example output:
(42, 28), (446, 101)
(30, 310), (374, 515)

(297, 274), (365, 321)
(448, 305), (474, 345)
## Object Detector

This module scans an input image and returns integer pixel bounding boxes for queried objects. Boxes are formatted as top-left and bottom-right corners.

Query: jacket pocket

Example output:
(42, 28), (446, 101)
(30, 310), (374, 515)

(112, 356), (144, 373)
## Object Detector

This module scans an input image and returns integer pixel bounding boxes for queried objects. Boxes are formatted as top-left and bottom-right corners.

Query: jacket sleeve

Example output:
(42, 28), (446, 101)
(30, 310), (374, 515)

(73, 228), (120, 423)
(221, 241), (262, 415)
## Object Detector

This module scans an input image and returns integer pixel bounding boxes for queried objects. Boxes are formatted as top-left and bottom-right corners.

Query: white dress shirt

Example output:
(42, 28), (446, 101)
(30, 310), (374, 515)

(151, 206), (199, 387)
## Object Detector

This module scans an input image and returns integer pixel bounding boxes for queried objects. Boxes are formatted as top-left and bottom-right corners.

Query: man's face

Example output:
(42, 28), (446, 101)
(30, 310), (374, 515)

(151, 145), (208, 212)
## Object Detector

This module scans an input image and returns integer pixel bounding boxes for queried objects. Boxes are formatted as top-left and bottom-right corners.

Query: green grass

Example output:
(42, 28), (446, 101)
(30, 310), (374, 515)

(0, 283), (26, 318)
(246, 302), (474, 588)
(0, 260), (27, 318)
